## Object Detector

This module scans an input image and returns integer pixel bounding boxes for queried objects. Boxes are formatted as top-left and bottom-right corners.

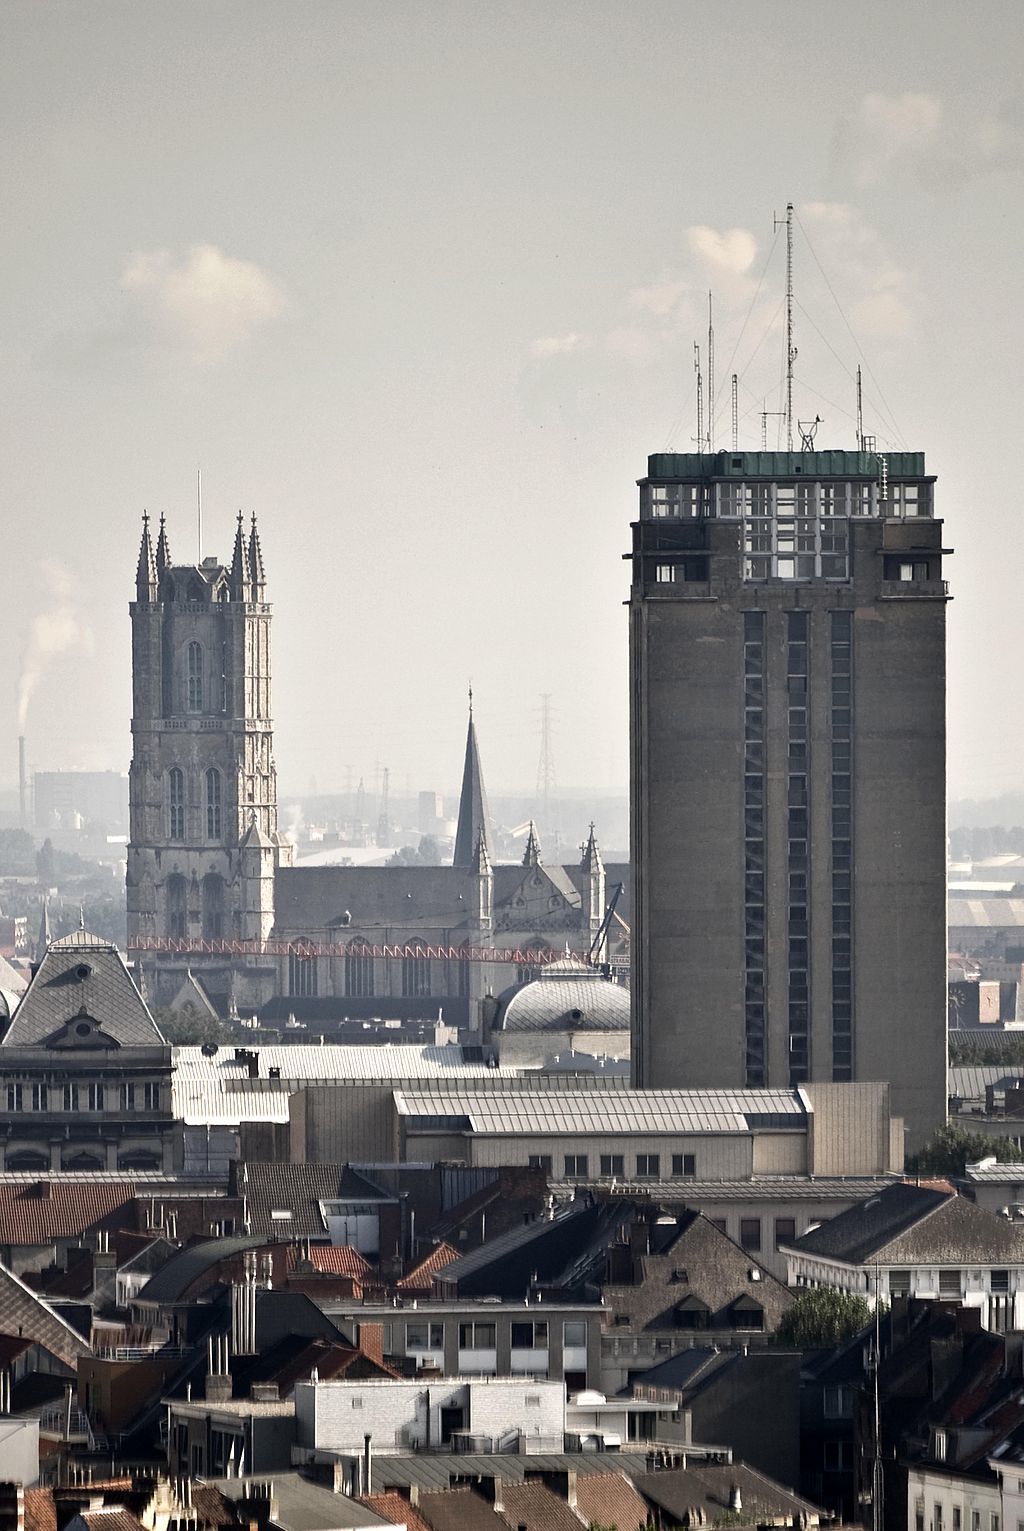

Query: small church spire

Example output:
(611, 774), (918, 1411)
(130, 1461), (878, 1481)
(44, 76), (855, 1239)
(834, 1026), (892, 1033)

(155, 513), (172, 576)
(35, 898), (51, 965)
(249, 513), (266, 599)
(580, 822), (604, 874)
(136, 512), (157, 601)
(522, 821), (541, 867)
(453, 694), (492, 869)
(230, 511), (251, 600)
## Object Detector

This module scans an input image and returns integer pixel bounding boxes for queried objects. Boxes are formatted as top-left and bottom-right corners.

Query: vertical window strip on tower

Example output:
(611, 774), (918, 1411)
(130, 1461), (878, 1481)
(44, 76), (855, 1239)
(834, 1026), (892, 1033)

(168, 768), (185, 841)
(743, 610), (766, 1087)
(787, 611), (810, 1085)
(831, 611), (854, 1080)
(187, 641), (204, 711)
(206, 769), (222, 840)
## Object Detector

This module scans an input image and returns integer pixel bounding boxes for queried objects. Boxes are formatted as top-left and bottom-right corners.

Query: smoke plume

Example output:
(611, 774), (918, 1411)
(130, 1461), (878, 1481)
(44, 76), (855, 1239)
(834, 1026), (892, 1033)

(17, 564), (92, 732)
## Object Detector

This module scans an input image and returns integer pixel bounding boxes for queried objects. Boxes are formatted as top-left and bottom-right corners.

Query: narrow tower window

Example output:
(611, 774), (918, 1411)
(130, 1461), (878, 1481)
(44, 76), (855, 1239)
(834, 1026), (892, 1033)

(206, 768), (222, 839)
(168, 768), (185, 840)
(187, 641), (204, 711)
(202, 873), (225, 940)
(166, 873), (187, 939)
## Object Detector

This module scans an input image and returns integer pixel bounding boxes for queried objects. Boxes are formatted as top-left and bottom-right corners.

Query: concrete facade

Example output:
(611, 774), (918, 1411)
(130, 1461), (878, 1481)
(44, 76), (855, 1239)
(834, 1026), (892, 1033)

(628, 449), (949, 1150)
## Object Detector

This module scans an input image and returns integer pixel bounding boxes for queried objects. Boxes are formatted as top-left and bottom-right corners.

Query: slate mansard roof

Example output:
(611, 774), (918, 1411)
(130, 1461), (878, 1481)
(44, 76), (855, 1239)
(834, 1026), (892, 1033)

(784, 1183), (1024, 1266)
(2, 933), (166, 1049)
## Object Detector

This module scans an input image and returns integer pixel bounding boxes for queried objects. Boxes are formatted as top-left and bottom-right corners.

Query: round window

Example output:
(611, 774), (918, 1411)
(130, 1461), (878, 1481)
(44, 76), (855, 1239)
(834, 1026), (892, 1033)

(75, 1021), (91, 1037)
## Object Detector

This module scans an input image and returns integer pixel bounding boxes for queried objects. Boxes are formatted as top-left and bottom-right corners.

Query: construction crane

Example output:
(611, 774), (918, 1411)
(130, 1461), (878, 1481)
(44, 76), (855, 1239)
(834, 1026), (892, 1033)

(128, 934), (590, 966)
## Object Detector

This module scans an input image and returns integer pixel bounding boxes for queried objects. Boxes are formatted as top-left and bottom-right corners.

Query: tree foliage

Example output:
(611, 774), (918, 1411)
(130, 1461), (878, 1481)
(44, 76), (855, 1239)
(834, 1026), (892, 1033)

(905, 1122), (1017, 1177)
(776, 1287), (874, 1349)
(151, 1008), (233, 1046)
(386, 835), (444, 867)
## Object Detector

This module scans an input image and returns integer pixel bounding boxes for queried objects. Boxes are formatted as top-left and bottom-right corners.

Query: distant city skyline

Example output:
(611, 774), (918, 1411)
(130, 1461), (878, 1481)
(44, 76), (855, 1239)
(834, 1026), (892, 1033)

(2, 2), (1021, 797)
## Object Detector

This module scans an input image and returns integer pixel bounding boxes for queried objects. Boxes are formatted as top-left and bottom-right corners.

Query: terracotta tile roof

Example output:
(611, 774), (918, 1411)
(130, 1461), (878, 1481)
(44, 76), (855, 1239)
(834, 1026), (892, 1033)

(188, 1486), (241, 1529)
(397, 1242), (459, 1293)
(0, 1181), (137, 1245)
(287, 1244), (373, 1277)
(573, 1474), (651, 1531)
(360, 1492), (435, 1531)
(24, 1491), (57, 1531)
(496, 1484), (584, 1531)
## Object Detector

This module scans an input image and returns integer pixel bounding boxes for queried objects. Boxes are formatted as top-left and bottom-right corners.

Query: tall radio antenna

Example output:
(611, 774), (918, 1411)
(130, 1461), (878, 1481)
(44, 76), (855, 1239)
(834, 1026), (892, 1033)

(856, 365), (864, 450)
(707, 292), (715, 451)
(731, 374), (739, 452)
(197, 467), (203, 562)
(693, 343), (703, 450)
(774, 202), (796, 450)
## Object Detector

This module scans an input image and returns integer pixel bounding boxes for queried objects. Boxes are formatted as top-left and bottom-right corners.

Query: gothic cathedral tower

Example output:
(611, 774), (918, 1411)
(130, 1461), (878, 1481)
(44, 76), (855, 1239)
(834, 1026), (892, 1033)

(127, 512), (290, 1007)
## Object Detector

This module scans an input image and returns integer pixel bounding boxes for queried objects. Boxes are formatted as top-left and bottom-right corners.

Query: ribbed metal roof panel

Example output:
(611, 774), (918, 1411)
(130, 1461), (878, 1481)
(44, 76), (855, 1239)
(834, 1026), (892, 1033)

(393, 1088), (803, 1135)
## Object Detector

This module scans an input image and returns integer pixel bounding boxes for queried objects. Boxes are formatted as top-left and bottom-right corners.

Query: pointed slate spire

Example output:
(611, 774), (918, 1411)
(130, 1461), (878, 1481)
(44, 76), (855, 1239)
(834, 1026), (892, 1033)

(522, 821), (541, 867)
(136, 513), (157, 601)
(471, 828), (492, 876)
(453, 689), (492, 868)
(230, 511), (251, 599)
(155, 513), (172, 576)
(35, 899), (51, 965)
(580, 822), (604, 874)
(249, 513), (266, 599)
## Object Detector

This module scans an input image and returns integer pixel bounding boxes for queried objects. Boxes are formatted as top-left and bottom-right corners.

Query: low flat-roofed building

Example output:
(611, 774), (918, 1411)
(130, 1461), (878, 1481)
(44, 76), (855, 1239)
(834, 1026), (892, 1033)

(392, 1080), (902, 1180)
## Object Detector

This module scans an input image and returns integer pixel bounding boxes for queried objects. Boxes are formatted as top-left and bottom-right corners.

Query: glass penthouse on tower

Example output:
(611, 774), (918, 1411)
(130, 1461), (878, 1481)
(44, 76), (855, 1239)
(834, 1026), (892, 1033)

(628, 449), (949, 1153)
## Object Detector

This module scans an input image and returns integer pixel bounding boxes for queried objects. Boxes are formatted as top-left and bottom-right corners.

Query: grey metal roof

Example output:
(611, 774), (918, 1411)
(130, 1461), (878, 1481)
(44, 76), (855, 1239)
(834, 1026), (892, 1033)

(366, 1454), (676, 1492)
(134, 1233), (266, 1304)
(951, 1066), (1024, 1100)
(172, 1044), (519, 1126)
(2, 933), (165, 1048)
(497, 973), (630, 1034)
(949, 899), (1024, 929)
(548, 1174), (899, 1200)
(964, 1163), (1024, 1183)
(395, 1088), (804, 1136)
(214, 1474), (392, 1531)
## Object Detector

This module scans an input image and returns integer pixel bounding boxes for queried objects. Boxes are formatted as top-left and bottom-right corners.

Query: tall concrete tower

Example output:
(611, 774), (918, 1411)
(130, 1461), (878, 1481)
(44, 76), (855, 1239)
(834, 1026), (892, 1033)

(127, 512), (289, 1005)
(628, 449), (949, 1151)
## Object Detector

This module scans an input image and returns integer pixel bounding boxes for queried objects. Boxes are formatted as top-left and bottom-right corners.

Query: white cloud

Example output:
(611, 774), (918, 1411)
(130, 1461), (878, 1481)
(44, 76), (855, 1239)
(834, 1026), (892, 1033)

(530, 332), (583, 357)
(687, 225), (757, 277)
(121, 244), (287, 363)
(834, 90), (1023, 190)
(801, 201), (919, 338)
(628, 279), (688, 317)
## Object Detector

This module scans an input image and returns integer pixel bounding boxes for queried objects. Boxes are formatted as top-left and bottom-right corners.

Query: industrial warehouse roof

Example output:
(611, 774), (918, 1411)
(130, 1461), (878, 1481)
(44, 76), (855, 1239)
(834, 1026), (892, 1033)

(394, 1088), (805, 1135)
(172, 1044), (518, 1126)
(3, 933), (166, 1048)
(548, 1174), (899, 1200)
(948, 898), (1024, 928)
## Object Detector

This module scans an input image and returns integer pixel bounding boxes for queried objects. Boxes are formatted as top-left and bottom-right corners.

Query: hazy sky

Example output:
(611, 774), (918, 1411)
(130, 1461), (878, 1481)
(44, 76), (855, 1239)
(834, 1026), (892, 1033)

(2, 0), (1021, 802)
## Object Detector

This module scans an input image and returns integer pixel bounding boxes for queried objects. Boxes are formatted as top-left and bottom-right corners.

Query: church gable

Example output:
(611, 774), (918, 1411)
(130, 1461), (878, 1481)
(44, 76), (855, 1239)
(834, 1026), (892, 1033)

(494, 864), (582, 931)
(1, 934), (166, 1049)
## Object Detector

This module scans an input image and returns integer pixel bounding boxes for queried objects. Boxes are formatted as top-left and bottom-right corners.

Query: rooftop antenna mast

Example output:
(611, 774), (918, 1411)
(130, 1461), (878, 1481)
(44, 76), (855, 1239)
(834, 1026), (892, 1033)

(707, 292), (715, 451)
(693, 343), (703, 449)
(774, 202), (796, 449)
(856, 365), (864, 450)
(731, 374), (739, 452)
(197, 468), (203, 562)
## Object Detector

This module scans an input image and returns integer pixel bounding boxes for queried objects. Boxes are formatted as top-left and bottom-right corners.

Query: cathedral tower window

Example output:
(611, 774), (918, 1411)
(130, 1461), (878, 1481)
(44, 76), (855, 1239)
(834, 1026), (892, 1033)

(288, 940), (318, 998)
(202, 874), (224, 940)
(206, 769), (222, 839)
(187, 642), (204, 711)
(167, 873), (187, 939)
(168, 769), (185, 840)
